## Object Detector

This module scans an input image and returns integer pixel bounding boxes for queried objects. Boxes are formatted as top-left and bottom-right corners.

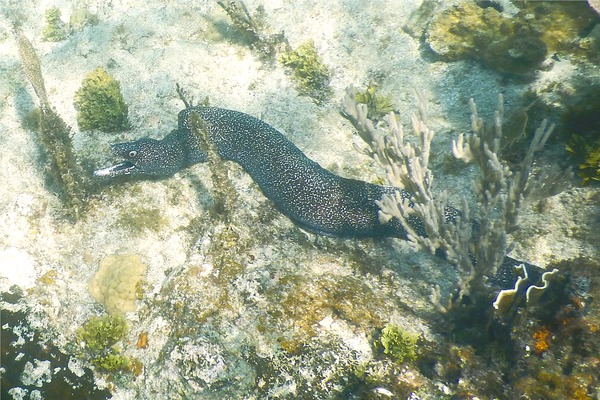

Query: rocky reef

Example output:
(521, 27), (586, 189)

(1, 1), (598, 399)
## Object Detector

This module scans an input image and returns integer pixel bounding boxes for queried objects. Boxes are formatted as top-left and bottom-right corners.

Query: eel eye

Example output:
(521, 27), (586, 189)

(128, 150), (137, 158)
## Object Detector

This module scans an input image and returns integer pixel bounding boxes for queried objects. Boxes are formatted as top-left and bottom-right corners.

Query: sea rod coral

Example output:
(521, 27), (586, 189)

(342, 90), (572, 309)
(14, 28), (89, 219)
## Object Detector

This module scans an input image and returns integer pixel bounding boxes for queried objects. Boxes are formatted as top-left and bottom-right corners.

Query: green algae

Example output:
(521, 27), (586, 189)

(216, 4), (332, 103)
(376, 323), (419, 363)
(579, 143), (600, 184)
(77, 315), (128, 353)
(42, 6), (98, 42)
(280, 41), (332, 105)
(69, 8), (99, 32)
(94, 352), (131, 372)
(353, 83), (395, 122)
(1, 297), (111, 398)
(555, 69), (600, 185)
(42, 7), (69, 42)
(75, 67), (130, 132)
(567, 135), (600, 185)
(76, 315), (132, 372)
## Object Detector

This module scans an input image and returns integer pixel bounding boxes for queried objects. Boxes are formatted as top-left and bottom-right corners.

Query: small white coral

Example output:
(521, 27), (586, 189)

(88, 254), (146, 315)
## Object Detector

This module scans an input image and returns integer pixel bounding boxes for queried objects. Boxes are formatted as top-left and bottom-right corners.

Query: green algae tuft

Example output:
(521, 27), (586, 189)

(75, 67), (130, 132)
(76, 315), (132, 372)
(94, 352), (132, 372)
(354, 83), (395, 122)
(376, 323), (418, 363)
(69, 8), (99, 32)
(567, 135), (600, 185)
(280, 41), (332, 105)
(217, 1), (284, 62)
(42, 7), (69, 42)
(76, 315), (128, 353)
(42, 6), (99, 41)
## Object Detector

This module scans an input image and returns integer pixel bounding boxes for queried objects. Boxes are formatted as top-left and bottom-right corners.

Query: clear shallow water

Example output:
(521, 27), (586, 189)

(1, 1), (599, 399)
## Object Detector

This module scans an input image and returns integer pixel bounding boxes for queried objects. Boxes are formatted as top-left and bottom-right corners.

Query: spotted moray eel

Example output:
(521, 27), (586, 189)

(94, 104), (548, 293)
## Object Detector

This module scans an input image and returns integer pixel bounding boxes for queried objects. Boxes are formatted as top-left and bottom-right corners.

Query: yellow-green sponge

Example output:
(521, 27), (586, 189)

(75, 67), (129, 132)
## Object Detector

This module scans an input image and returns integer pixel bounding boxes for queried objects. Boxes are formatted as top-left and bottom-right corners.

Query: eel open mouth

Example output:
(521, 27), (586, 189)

(93, 160), (135, 177)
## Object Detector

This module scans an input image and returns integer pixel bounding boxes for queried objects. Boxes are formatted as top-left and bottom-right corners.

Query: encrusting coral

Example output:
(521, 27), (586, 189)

(426, 2), (547, 75)
(75, 66), (130, 132)
(88, 254), (147, 315)
(424, 1), (599, 73)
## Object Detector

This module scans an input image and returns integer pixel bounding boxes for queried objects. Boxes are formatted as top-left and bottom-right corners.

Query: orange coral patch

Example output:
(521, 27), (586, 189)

(136, 331), (149, 349)
(533, 327), (551, 355)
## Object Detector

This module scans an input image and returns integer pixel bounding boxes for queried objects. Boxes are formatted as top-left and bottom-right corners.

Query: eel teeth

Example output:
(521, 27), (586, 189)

(93, 161), (135, 177)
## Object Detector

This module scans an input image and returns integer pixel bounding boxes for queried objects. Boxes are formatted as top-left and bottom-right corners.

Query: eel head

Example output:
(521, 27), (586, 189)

(94, 138), (181, 177)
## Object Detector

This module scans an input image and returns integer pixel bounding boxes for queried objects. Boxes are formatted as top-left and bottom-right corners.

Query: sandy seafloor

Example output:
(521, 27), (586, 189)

(0, 0), (599, 399)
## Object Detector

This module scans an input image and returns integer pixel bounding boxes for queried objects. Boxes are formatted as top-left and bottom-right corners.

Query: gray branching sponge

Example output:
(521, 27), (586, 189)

(75, 67), (130, 132)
